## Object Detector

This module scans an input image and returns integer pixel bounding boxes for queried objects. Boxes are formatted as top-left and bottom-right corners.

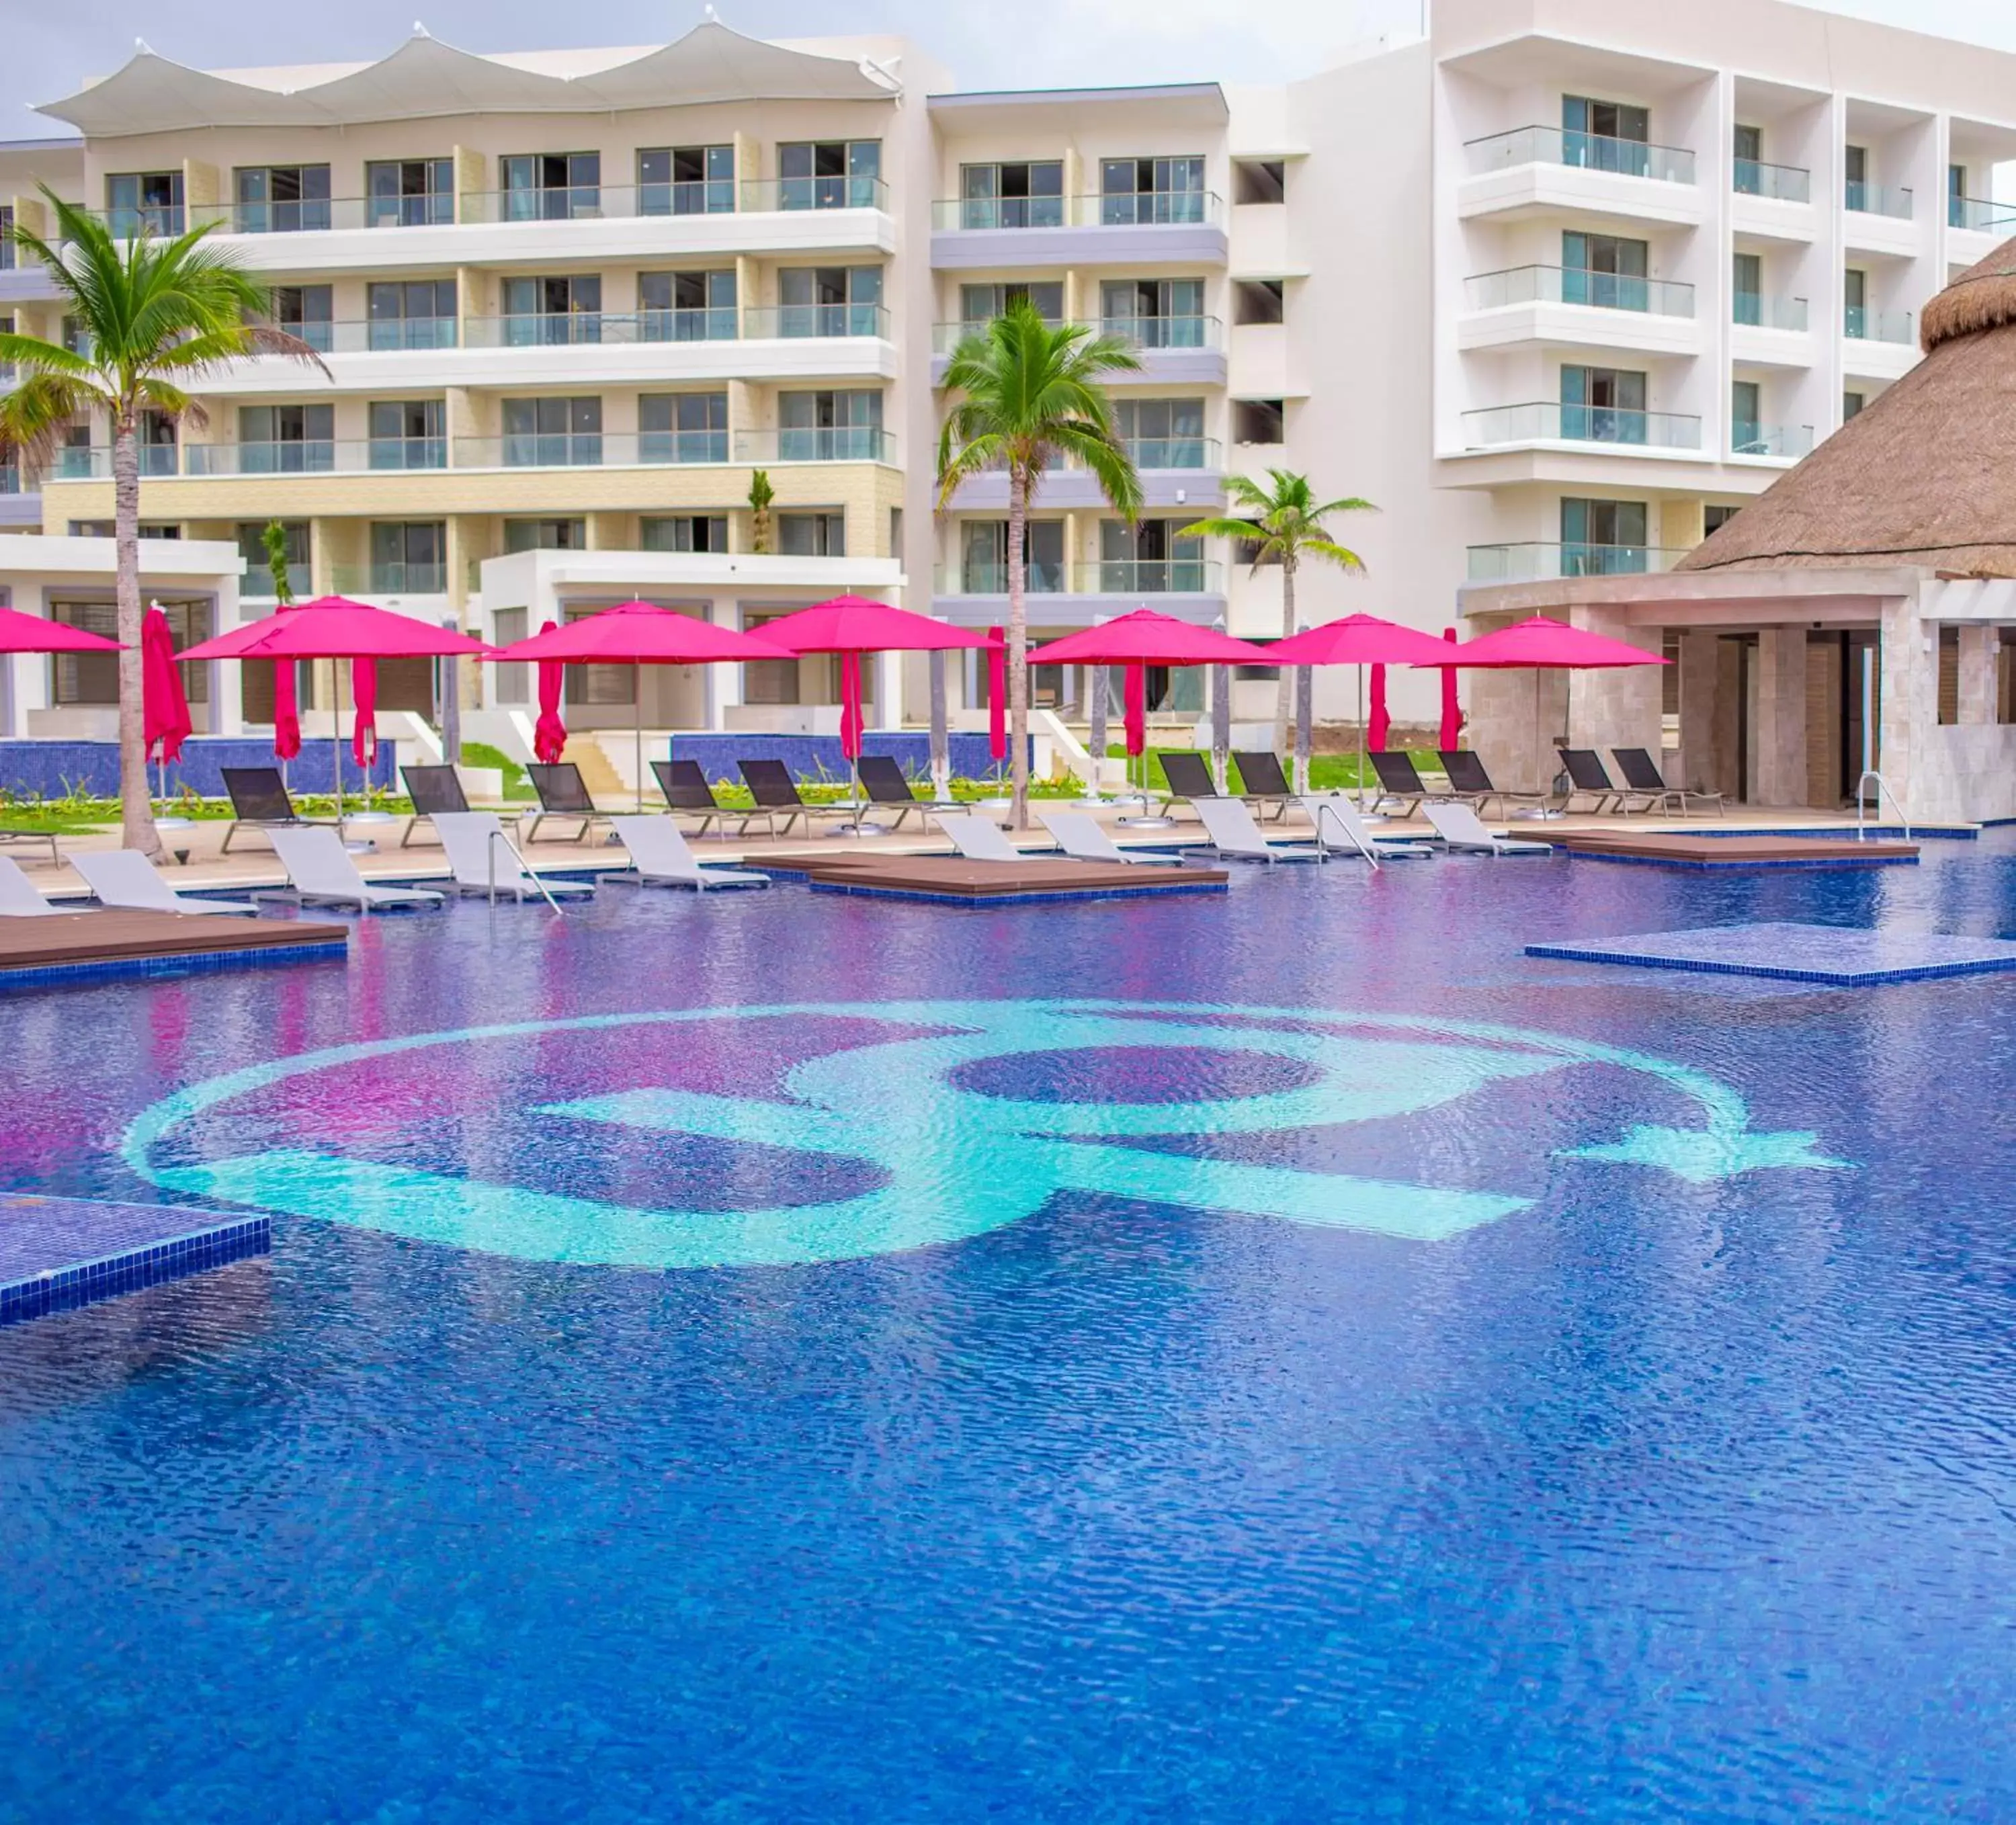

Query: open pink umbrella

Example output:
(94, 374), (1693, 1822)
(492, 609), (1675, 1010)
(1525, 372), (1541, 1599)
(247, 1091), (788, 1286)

(1270, 613), (1461, 799)
(183, 596), (490, 825)
(141, 605), (193, 814)
(1438, 628), (1462, 751)
(986, 624), (1007, 771)
(0, 604), (122, 654)
(497, 603), (792, 808)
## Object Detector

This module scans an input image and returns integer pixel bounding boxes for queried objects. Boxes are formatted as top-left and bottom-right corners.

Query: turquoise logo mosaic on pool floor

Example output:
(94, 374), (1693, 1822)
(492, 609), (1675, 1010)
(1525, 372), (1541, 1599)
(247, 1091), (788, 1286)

(122, 1000), (1848, 1269)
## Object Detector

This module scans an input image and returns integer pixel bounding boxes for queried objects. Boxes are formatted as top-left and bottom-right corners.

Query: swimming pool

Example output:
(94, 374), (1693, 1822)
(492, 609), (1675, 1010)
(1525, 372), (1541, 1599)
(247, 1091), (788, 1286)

(5, 840), (2016, 1820)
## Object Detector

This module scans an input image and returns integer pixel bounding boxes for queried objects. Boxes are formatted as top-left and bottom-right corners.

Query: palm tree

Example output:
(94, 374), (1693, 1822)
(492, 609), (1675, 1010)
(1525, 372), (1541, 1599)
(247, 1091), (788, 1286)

(1181, 470), (1374, 793)
(937, 302), (1144, 829)
(0, 186), (324, 856)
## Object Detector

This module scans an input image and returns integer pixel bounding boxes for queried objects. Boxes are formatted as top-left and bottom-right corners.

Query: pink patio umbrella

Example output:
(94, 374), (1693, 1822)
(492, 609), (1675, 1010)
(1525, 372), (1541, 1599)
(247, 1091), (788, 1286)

(140, 605), (192, 814)
(986, 624), (1007, 774)
(1415, 615), (1667, 803)
(1367, 665), (1391, 753)
(0, 605), (122, 655)
(1438, 628), (1462, 751)
(533, 622), (568, 767)
(495, 603), (792, 810)
(1027, 609), (1275, 808)
(183, 597), (491, 827)
(757, 596), (997, 813)
(351, 657), (379, 770)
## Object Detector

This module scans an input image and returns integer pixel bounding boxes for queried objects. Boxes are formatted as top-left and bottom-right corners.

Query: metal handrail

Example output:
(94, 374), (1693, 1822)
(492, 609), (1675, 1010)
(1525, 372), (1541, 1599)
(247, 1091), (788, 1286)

(487, 827), (571, 915)
(1855, 769), (1911, 842)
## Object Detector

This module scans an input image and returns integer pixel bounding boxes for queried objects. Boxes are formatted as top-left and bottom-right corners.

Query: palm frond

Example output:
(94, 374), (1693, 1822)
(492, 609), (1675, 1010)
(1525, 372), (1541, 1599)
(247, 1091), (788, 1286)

(0, 373), (103, 467)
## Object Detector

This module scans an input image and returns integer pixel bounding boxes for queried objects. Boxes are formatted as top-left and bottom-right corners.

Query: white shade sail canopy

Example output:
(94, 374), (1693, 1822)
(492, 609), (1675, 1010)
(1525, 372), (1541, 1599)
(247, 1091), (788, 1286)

(38, 22), (898, 137)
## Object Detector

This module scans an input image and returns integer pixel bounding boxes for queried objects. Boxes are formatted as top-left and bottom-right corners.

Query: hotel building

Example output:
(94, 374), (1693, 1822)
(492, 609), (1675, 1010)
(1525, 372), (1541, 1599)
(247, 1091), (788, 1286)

(2, 0), (2014, 800)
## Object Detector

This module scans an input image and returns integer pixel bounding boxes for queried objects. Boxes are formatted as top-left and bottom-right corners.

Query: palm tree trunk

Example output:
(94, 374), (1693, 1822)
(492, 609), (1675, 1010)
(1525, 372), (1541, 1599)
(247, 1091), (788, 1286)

(1290, 550), (1313, 795)
(1007, 465), (1031, 829)
(112, 412), (161, 860)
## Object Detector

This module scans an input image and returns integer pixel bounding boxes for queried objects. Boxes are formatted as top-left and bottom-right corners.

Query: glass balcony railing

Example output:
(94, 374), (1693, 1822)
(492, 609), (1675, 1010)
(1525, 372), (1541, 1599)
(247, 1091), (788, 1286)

(1460, 402), (1703, 450)
(640, 179), (737, 217)
(369, 437), (448, 470)
(931, 192), (1222, 230)
(1463, 126), (1695, 185)
(1466, 543), (1688, 582)
(101, 205), (186, 239)
(743, 303), (890, 339)
(220, 196), (454, 232)
(1950, 195), (2016, 232)
(748, 176), (889, 214)
(1100, 314), (1218, 349)
(1095, 558), (1219, 593)
(1732, 292), (1809, 331)
(1463, 264), (1695, 316)
(455, 431), (737, 468)
(245, 562), (312, 599)
(952, 560), (1069, 594)
(1122, 435), (1219, 470)
(1732, 159), (1812, 203)
(56, 443), (182, 478)
(1730, 423), (1814, 459)
(329, 562), (450, 595)
(185, 440), (333, 475)
(735, 427), (896, 464)
(462, 310), (739, 347)
(1845, 181), (1913, 219)
(0, 465), (22, 495)
(1844, 305), (1913, 343)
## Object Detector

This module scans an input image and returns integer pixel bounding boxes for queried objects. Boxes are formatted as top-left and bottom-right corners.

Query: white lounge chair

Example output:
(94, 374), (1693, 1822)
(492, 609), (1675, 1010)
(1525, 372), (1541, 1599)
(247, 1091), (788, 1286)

(1036, 808), (1185, 866)
(1189, 796), (1325, 864)
(431, 812), (596, 901)
(263, 827), (446, 913)
(933, 812), (1038, 863)
(1297, 794), (1437, 866)
(0, 855), (69, 917)
(71, 850), (261, 916)
(603, 816), (768, 890)
(1421, 801), (1554, 856)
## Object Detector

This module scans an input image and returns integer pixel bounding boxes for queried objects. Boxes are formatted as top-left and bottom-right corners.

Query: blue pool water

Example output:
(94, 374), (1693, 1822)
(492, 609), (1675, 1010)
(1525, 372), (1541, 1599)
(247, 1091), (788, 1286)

(6, 839), (2016, 1820)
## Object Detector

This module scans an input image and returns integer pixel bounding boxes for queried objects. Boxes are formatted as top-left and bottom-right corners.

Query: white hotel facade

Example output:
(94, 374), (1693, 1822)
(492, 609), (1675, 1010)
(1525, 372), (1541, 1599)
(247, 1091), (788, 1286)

(1, 0), (2014, 773)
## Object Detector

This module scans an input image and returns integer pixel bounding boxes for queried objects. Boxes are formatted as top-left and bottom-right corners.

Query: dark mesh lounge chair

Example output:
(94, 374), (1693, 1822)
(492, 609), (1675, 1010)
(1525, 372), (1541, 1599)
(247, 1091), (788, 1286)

(736, 759), (853, 839)
(1230, 751), (1294, 822)
(523, 762), (614, 844)
(855, 754), (958, 831)
(1157, 751), (1218, 815)
(400, 763), (470, 847)
(1369, 750), (1431, 815)
(1556, 748), (1621, 814)
(1611, 747), (1724, 815)
(651, 759), (727, 837)
(221, 765), (327, 854)
(1439, 749), (1554, 816)
(0, 828), (59, 867)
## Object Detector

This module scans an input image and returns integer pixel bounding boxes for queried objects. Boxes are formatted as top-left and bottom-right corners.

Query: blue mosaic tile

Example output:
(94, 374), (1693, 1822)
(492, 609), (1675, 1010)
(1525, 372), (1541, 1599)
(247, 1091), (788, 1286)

(0, 1195), (271, 1326)
(0, 939), (346, 994)
(1526, 921), (2016, 986)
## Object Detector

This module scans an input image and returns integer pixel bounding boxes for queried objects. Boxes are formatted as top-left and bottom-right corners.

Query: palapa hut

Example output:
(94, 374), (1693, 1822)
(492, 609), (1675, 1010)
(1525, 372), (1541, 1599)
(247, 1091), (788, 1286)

(1454, 238), (2016, 824)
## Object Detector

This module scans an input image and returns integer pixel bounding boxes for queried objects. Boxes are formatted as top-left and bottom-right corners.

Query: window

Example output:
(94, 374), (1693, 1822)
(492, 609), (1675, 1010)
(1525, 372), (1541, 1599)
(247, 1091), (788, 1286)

(502, 398), (601, 467)
(778, 266), (882, 337)
(234, 165), (331, 234)
(778, 141), (881, 210)
(639, 270), (736, 341)
(1560, 499), (1649, 573)
(368, 279), (456, 351)
(58, 421), (93, 480)
(137, 410), (177, 477)
(69, 521), (180, 540)
(1101, 278), (1206, 347)
(1732, 252), (1763, 325)
(958, 161), (1063, 229)
(1559, 366), (1647, 442)
(368, 399), (446, 470)
(1844, 266), (1869, 337)
(0, 206), (11, 271)
(958, 282), (1063, 327)
(238, 403), (333, 472)
(370, 521), (447, 593)
(639, 144), (733, 216)
(741, 615), (802, 704)
(106, 171), (183, 237)
(1562, 96), (1650, 173)
(1731, 380), (1764, 453)
(1845, 144), (1870, 211)
(501, 274), (601, 345)
(778, 512), (847, 557)
(271, 284), (333, 353)
(1099, 157), (1206, 224)
(638, 392), (728, 464)
(238, 521), (310, 599)
(1234, 399), (1285, 444)
(60, 314), (92, 357)
(503, 519), (587, 554)
(962, 520), (1063, 591)
(1733, 123), (1763, 194)
(1704, 504), (1740, 535)
(51, 599), (208, 706)
(366, 159), (454, 228)
(1099, 519), (1204, 591)
(778, 390), (883, 460)
(1949, 163), (1972, 228)
(640, 515), (728, 554)
(1234, 279), (1283, 326)
(501, 153), (600, 220)
(1114, 398), (1206, 468)
(1843, 390), (1866, 420)
(1234, 159), (1286, 205)
(1938, 626), (1960, 726)
(1560, 232), (1648, 310)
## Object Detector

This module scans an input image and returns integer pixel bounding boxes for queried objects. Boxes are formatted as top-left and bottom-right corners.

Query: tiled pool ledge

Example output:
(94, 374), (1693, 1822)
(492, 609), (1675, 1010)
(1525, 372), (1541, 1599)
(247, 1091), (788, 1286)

(0, 939), (348, 993)
(0, 1195), (271, 1326)
(1526, 921), (2016, 986)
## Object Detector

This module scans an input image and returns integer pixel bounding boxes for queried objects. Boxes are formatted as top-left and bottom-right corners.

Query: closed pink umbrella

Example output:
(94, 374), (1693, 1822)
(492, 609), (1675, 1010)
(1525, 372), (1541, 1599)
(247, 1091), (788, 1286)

(140, 605), (192, 814)
(1439, 628), (1462, 751)
(495, 602), (792, 808)
(273, 659), (302, 763)
(1122, 657), (1148, 759)
(534, 623), (567, 767)
(351, 657), (378, 769)
(838, 651), (865, 762)
(986, 624), (1007, 769)
(1368, 665), (1391, 752)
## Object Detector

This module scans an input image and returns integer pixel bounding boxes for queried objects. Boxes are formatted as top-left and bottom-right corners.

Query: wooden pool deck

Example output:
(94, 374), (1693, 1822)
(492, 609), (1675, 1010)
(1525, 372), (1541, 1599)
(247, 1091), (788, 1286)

(0, 910), (349, 985)
(1552, 832), (1921, 868)
(743, 852), (1229, 904)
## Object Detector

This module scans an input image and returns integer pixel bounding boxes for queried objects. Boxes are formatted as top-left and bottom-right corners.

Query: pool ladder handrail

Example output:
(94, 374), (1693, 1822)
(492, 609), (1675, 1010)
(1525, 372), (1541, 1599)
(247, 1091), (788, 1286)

(1854, 768), (1911, 843)
(487, 826), (572, 916)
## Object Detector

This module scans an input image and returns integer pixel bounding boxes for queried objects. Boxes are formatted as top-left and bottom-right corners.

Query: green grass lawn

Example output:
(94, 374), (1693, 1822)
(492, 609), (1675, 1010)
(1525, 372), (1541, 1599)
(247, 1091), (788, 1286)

(1101, 748), (1445, 794)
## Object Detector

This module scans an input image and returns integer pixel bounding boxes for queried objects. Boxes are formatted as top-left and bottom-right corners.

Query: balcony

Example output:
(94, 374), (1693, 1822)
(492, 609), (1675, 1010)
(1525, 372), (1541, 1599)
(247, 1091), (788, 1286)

(1949, 195), (2016, 235)
(935, 558), (1223, 595)
(282, 318), (460, 353)
(932, 315), (1226, 388)
(186, 437), (446, 475)
(51, 445), (179, 479)
(1466, 126), (1695, 184)
(1464, 266), (1694, 316)
(245, 561), (312, 600)
(952, 559), (1069, 594)
(1733, 160), (1811, 204)
(1120, 436), (1218, 470)
(743, 304), (890, 340)
(1844, 306), (1913, 343)
(1457, 126), (1702, 228)
(1466, 543), (1689, 582)
(1732, 293), (1808, 331)
(330, 562), (450, 596)
(1730, 423), (1814, 460)
(1460, 402), (1703, 452)
(931, 190), (1227, 271)
(1845, 181), (1913, 220)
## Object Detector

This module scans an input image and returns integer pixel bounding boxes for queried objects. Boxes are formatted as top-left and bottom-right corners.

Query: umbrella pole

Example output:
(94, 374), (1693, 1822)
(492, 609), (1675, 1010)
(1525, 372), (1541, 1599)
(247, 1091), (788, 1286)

(634, 675), (644, 814)
(333, 661), (345, 838)
(1356, 667), (1366, 812)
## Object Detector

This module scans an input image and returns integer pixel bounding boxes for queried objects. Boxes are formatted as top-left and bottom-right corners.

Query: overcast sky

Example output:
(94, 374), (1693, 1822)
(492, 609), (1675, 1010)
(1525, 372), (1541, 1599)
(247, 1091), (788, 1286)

(9, 0), (2016, 141)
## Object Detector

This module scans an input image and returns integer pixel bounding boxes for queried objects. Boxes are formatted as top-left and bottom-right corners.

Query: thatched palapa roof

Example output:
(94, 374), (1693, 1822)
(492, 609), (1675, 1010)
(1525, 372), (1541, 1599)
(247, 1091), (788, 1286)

(1679, 237), (2016, 575)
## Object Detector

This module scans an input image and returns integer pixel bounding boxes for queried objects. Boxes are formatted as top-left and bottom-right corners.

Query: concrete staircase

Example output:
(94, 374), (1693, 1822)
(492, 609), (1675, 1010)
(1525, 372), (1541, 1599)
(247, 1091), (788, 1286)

(567, 730), (676, 802)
